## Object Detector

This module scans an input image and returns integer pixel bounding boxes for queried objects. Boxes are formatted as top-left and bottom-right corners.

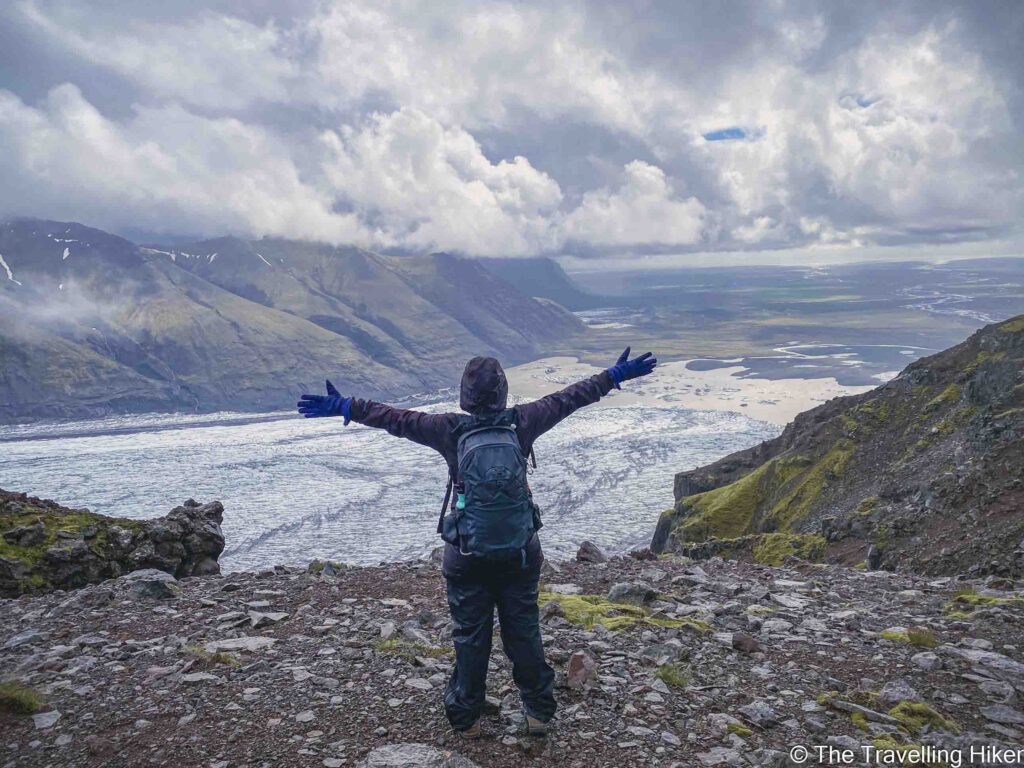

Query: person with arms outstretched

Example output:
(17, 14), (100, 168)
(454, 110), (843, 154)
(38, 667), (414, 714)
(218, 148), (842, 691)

(297, 348), (657, 738)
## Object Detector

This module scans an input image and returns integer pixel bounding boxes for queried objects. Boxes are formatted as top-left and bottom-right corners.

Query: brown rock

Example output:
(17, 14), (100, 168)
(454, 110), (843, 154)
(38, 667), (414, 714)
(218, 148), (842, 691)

(732, 632), (761, 654)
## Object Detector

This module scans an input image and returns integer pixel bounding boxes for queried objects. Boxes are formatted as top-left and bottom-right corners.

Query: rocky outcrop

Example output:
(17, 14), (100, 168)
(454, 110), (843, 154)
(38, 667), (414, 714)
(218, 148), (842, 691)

(653, 315), (1024, 576)
(0, 490), (224, 597)
(1, 549), (1021, 766)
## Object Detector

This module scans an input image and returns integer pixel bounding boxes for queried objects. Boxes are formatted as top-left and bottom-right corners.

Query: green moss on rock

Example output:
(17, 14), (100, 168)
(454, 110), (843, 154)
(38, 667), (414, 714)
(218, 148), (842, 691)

(0, 681), (43, 714)
(654, 663), (690, 687)
(752, 533), (826, 566)
(539, 592), (710, 633)
(373, 638), (452, 661)
(888, 701), (958, 735)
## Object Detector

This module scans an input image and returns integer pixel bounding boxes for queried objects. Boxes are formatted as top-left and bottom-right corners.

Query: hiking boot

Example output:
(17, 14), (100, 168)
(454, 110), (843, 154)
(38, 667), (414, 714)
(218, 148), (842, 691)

(457, 720), (482, 739)
(523, 714), (550, 737)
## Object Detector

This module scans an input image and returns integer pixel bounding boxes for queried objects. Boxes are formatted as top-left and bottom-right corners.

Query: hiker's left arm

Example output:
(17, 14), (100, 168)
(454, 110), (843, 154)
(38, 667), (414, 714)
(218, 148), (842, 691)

(516, 347), (657, 442)
(515, 371), (615, 443)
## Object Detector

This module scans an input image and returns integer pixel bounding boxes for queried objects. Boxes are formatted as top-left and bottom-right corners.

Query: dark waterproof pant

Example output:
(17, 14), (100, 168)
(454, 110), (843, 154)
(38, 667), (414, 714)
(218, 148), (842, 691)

(441, 540), (556, 731)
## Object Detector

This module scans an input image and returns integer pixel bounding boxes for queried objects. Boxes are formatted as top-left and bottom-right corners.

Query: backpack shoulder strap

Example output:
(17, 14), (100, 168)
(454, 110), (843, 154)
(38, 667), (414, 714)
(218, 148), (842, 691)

(437, 473), (453, 534)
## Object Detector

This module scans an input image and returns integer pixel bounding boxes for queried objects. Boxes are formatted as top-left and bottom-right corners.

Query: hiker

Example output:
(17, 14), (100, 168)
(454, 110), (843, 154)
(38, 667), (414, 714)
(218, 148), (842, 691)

(296, 348), (657, 737)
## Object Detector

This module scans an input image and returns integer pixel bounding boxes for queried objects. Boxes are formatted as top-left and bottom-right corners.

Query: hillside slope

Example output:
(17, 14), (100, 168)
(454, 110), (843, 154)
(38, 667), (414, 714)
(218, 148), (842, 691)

(652, 315), (1024, 576)
(478, 257), (600, 310)
(0, 220), (582, 422)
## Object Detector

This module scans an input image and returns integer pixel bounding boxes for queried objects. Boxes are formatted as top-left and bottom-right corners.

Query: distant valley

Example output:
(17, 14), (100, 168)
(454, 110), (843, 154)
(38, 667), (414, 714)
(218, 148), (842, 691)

(2, 217), (1023, 424)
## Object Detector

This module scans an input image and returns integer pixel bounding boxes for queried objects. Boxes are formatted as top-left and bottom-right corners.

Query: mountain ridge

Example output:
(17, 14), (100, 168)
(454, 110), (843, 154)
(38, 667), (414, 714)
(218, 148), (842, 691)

(0, 219), (583, 423)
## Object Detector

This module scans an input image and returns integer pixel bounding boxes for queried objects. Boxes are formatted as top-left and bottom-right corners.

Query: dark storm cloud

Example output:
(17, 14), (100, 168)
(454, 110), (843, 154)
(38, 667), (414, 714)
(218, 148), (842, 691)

(0, 0), (1020, 257)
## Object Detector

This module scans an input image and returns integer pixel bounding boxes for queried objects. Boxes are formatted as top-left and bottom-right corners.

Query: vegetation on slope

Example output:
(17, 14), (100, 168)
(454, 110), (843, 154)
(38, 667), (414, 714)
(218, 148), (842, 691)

(652, 314), (1024, 575)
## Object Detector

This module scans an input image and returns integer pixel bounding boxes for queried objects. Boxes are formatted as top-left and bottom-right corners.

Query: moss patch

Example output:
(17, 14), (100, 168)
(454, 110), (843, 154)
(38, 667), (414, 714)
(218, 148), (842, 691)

(0, 498), (146, 593)
(999, 316), (1024, 334)
(878, 627), (938, 647)
(539, 592), (710, 633)
(924, 384), (960, 412)
(0, 681), (44, 714)
(950, 588), (1024, 607)
(888, 701), (958, 735)
(677, 456), (810, 542)
(654, 663), (690, 687)
(184, 645), (241, 668)
(767, 441), (854, 530)
(752, 533), (826, 566)
(850, 710), (870, 732)
(373, 638), (452, 662)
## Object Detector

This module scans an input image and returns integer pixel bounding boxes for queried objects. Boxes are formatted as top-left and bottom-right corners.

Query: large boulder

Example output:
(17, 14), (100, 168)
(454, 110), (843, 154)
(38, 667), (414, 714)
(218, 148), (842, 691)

(0, 490), (225, 597)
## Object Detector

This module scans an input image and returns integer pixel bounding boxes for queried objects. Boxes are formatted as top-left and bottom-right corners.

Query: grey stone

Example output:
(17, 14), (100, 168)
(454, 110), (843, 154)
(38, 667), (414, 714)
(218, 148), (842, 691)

(248, 610), (288, 628)
(981, 705), (1024, 725)
(607, 582), (658, 605)
(697, 747), (742, 766)
(122, 569), (181, 600)
(181, 672), (220, 684)
(912, 652), (941, 671)
(738, 699), (780, 728)
(575, 540), (608, 564)
(32, 711), (61, 730)
(358, 743), (480, 767)
(3, 629), (43, 649)
(877, 678), (920, 708)
(203, 636), (277, 653)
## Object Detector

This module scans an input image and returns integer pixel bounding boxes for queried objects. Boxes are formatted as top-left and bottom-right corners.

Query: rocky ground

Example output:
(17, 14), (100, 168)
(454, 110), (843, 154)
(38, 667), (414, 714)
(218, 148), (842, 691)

(3, 547), (1024, 768)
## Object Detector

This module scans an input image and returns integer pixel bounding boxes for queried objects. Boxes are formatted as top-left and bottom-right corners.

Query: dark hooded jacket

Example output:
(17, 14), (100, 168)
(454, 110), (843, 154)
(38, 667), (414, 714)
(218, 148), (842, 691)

(348, 356), (614, 482)
(348, 357), (614, 576)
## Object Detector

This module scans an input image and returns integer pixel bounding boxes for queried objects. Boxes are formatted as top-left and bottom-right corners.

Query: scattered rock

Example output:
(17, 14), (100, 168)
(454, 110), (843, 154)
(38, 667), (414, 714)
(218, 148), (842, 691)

(738, 699), (780, 728)
(3, 628), (43, 650)
(575, 540), (608, 563)
(122, 569), (181, 599)
(358, 743), (479, 767)
(877, 678), (920, 708)
(731, 632), (761, 654)
(203, 636), (277, 654)
(248, 610), (288, 628)
(981, 705), (1024, 725)
(607, 581), (657, 605)
(911, 652), (942, 671)
(32, 711), (61, 730)
(566, 650), (598, 689)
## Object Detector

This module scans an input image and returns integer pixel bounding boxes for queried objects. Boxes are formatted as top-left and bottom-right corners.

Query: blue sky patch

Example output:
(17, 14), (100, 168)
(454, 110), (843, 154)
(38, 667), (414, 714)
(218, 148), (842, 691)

(703, 127), (748, 141)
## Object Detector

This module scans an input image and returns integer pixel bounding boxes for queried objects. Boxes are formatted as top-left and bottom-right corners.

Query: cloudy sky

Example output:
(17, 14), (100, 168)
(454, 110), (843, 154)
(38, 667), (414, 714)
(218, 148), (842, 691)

(0, 0), (1021, 261)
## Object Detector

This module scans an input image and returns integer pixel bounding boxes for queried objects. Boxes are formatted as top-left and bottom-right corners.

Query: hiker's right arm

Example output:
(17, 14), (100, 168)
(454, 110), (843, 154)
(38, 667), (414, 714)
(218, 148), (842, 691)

(347, 399), (453, 452)
(297, 380), (452, 452)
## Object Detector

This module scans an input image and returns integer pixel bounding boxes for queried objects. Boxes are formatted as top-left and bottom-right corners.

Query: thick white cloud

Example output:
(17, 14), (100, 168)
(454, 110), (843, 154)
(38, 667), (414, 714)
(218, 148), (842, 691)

(2, 0), (1021, 256)
(695, 21), (1017, 243)
(0, 87), (566, 254)
(0, 84), (364, 241)
(18, 2), (299, 111)
(561, 161), (707, 249)
(320, 108), (563, 255)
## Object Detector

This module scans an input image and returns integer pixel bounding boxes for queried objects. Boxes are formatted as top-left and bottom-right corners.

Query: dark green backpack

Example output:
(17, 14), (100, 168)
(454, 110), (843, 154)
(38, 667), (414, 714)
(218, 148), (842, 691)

(438, 410), (538, 558)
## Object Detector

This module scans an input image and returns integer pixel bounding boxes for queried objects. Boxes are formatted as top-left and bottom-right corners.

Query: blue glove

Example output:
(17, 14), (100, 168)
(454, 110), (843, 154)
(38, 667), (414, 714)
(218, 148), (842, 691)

(297, 380), (352, 423)
(606, 346), (657, 389)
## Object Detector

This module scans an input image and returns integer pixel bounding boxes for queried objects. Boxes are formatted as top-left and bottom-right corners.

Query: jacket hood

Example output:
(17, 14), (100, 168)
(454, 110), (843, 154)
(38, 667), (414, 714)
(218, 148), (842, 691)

(460, 356), (508, 413)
